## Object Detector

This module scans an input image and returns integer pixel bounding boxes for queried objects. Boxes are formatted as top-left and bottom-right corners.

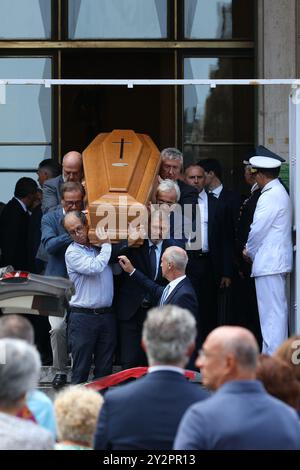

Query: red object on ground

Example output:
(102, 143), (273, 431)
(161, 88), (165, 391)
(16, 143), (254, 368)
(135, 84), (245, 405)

(85, 367), (196, 391)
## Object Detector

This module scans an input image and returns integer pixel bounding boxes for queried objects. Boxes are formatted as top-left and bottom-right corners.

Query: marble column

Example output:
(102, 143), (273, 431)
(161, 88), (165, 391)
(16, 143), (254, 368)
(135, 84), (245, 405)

(257, 0), (296, 160)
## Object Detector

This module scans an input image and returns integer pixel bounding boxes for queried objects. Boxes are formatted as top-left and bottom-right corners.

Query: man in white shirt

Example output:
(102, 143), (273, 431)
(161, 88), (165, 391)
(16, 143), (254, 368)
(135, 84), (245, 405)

(243, 155), (293, 354)
(64, 210), (115, 384)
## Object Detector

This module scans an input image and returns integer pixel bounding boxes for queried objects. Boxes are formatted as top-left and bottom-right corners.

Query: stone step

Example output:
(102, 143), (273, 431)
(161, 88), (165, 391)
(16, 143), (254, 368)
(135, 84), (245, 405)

(39, 365), (122, 384)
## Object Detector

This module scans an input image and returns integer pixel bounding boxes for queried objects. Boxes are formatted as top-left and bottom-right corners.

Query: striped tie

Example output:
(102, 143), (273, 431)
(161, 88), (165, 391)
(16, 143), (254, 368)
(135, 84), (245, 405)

(160, 284), (171, 306)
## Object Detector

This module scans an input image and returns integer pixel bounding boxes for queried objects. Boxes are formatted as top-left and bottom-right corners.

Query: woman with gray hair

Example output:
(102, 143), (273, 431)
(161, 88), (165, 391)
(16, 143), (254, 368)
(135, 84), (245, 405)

(0, 338), (54, 449)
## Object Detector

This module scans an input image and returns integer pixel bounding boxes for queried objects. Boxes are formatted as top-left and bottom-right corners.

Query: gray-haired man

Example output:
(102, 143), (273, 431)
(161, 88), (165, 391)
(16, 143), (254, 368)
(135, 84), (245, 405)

(94, 305), (208, 450)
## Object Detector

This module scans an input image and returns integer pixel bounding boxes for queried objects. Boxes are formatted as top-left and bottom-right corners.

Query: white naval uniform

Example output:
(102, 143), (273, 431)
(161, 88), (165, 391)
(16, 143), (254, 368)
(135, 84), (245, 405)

(246, 178), (293, 354)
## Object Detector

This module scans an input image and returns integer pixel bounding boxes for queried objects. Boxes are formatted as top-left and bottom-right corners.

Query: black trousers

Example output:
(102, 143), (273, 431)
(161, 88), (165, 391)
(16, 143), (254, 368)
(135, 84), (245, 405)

(68, 311), (116, 384)
(187, 256), (218, 346)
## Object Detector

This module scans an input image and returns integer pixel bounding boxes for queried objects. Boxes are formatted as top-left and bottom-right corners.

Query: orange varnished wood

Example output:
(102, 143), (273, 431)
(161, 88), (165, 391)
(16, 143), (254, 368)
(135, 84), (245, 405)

(83, 130), (161, 244)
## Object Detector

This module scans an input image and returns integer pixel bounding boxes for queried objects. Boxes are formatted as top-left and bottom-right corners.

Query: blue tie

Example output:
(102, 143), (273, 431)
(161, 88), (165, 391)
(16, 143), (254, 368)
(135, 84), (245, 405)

(149, 244), (157, 280)
(160, 284), (171, 306)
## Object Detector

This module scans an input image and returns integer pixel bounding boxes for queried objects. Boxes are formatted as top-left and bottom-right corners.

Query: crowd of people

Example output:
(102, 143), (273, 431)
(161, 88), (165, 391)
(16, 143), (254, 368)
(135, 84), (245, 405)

(0, 144), (298, 450)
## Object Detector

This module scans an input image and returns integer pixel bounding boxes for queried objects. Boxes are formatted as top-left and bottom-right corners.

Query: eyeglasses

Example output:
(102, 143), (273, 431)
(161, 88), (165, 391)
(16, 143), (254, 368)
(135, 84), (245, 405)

(64, 200), (83, 208)
(68, 225), (86, 237)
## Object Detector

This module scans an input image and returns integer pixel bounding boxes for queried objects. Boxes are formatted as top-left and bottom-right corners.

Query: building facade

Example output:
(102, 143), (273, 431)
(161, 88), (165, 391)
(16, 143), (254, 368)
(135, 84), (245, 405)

(0, 0), (296, 201)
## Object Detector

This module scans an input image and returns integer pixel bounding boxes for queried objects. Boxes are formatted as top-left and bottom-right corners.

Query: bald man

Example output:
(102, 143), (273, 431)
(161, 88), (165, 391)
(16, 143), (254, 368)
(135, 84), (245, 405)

(42, 151), (83, 213)
(174, 326), (300, 450)
(119, 246), (198, 320)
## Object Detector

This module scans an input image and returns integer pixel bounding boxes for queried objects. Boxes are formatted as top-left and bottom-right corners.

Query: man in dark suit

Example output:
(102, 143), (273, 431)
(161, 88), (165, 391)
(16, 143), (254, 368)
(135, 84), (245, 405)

(235, 162), (262, 346)
(94, 305), (208, 450)
(119, 246), (198, 320)
(42, 151), (82, 213)
(174, 326), (300, 450)
(197, 158), (241, 231)
(0, 177), (38, 271)
(41, 181), (85, 388)
(184, 165), (233, 342)
(159, 148), (198, 209)
(29, 159), (61, 273)
(116, 210), (182, 369)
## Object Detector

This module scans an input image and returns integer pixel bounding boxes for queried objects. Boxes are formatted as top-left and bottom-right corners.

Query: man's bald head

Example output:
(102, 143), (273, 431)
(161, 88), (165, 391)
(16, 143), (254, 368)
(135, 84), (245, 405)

(196, 326), (259, 390)
(208, 326), (259, 368)
(161, 246), (188, 282)
(62, 151), (83, 182)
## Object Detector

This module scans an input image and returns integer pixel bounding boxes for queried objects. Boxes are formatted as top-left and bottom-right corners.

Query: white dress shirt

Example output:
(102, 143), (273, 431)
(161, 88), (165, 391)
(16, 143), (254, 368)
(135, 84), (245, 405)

(210, 184), (223, 199)
(148, 239), (163, 280)
(163, 275), (186, 301)
(14, 197), (28, 213)
(65, 242), (113, 308)
(198, 189), (209, 252)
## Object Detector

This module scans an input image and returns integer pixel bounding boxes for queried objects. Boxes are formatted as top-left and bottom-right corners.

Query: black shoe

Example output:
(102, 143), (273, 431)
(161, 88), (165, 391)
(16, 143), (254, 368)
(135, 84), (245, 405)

(52, 373), (67, 390)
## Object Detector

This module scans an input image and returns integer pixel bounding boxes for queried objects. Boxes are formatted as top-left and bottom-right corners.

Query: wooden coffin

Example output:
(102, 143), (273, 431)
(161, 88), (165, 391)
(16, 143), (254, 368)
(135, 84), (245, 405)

(83, 129), (161, 244)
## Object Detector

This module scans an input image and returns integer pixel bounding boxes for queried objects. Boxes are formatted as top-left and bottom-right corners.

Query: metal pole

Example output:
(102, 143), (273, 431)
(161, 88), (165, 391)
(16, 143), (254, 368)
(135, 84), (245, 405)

(289, 88), (300, 333)
(1, 78), (300, 87)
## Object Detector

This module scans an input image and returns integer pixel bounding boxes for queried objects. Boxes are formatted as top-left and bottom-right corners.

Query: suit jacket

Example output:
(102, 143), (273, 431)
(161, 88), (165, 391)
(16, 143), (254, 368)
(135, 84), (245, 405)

(131, 271), (199, 319)
(236, 187), (261, 276)
(174, 380), (300, 450)
(42, 175), (63, 213)
(218, 187), (241, 232)
(94, 370), (208, 450)
(41, 206), (72, 277)
(207, 194), (233, 280)
(117, 239), (179, 321)
(177, 180), (198, 207)
(27, 204), (44, 273)
(0, 197), (30, 270)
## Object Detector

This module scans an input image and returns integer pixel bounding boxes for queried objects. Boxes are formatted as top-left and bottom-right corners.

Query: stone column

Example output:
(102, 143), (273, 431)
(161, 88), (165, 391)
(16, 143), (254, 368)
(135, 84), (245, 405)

(257, 0), (296, 160)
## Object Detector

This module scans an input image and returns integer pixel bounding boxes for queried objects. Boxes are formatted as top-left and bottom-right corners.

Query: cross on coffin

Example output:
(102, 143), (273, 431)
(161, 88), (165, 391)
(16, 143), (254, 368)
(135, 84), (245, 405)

(112, 138), (132, 160)
(83, 129), (161, 244)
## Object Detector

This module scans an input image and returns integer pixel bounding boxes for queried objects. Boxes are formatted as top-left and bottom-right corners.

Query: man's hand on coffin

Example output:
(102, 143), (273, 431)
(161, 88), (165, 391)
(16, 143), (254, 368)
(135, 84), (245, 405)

(94, 225), (110, 245)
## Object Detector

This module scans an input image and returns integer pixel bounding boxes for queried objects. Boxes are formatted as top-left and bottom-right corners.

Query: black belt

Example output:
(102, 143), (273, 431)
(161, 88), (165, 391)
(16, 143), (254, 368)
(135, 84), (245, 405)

(188, 251), (210, 259)
(71, 306), (113, 315)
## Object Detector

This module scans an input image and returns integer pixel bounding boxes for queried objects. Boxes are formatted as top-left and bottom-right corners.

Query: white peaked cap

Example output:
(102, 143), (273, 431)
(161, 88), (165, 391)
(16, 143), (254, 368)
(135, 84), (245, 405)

(249, 156), (281, 169)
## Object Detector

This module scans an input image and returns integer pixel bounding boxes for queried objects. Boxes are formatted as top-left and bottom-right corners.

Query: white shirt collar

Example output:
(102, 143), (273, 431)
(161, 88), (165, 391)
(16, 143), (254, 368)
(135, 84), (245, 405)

(14, 197), (27, 213)
(251, 182), (259, 193)
(148, 365), (184, 375)
(211, 184), (223, 198)
(149, 240), (163, 249)
(198, 188), (207, 200)
(168, 275), (186, 290)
